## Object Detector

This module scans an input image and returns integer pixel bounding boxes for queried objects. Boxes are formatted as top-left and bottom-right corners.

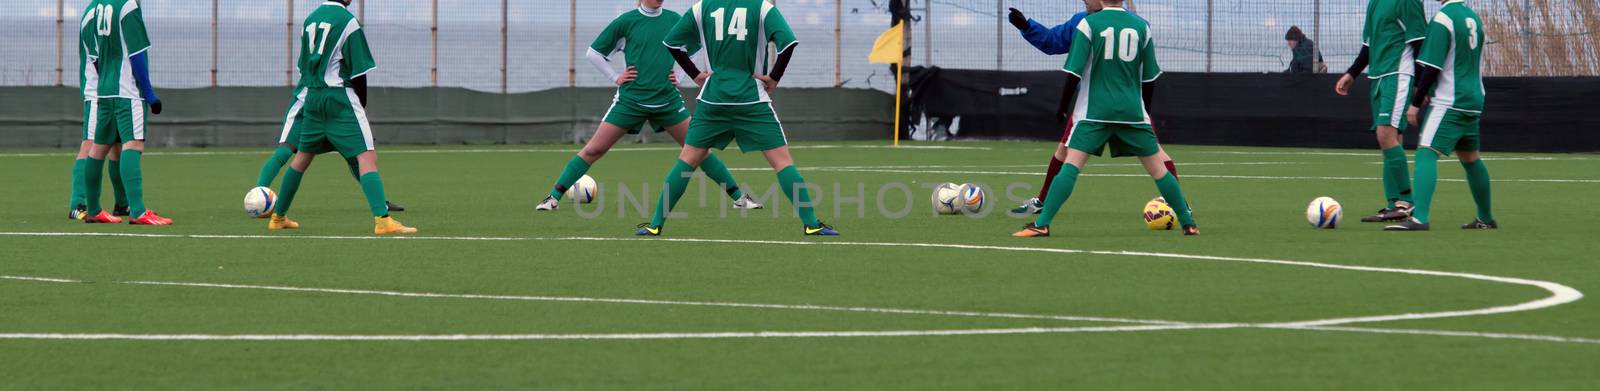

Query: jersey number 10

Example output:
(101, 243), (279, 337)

(709, 7), (750, 41)
(1098, 27), (1141, 62)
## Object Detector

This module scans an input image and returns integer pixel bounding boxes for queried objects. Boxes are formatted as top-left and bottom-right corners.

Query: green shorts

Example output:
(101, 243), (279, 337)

(81, 100), (95, 140)
(1064, 121), (1161, 158)
(603, 99), (690, 134)
(1369, 74), (1414, 132)
(277, 88), (307, 147)
(683, 102), (787, 153)
(297, 87), (374, 159)
(88, 98), (146, 145)
(1417, 106), (1481, 156)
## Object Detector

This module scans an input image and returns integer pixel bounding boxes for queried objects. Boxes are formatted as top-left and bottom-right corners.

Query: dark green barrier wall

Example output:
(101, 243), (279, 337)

(0, 87), (894, 148)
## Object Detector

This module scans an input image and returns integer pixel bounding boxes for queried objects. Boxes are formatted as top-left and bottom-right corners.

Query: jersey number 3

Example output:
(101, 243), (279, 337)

(709, 7), (749, 41)
(1098, 27), (1140, 62)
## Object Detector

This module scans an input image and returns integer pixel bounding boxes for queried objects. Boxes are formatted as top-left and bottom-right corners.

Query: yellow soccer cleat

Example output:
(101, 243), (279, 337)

(375, 216), (417, 235)
(267, 214), (299, 230)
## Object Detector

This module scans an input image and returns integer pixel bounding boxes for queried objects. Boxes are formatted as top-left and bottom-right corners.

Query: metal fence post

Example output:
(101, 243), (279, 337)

(211, 0), (219, 87)
(570, 0), (577, 88)
(1205, 0), (1214, 73)
(501, 0), (508, 94)
(922, 0), (930, 66)
(56, 0), (64, 86)
(1521, 0), (1532, 76)
(1313, 0), (1321, 57)
(834, 0), (841, 86)
(995, 0), (1002, 71)
(432, 0), (438, 87)
(286, 0), (294, 86)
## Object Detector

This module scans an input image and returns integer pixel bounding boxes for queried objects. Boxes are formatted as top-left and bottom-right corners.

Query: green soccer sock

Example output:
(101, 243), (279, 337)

(776, 165), (821, 227)
(84, 158), (105, 214)
(1155, 172), (1196, 228)
(120, 150), (146, 216)
(1034, 164), (1081, 228)
(108, 159), (128, 209)
(650, 159), (696, 227)
(358, 172), (389, 217)
(255, 145), (294, 187)
(549, 155), (592, 200)
(274, 167), (306, 216)
(344, 156), (362, 182)
(69, 158), (86, 209)
(1411, 148), (1440, 224)
(1382, 146), (1413, 207)
(698, 154), (745, 200)
(1463, 159), (1495, 223)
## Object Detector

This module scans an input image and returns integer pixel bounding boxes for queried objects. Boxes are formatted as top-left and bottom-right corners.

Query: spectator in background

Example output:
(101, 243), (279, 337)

(1285, 26), (1326, 74)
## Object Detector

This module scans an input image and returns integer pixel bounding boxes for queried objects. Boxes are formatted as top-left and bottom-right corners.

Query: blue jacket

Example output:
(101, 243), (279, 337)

(1019, 11), (1088, 55)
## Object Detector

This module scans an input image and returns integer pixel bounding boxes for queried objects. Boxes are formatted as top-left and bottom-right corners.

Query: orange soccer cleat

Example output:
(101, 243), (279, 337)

(128, 210), (173, 225)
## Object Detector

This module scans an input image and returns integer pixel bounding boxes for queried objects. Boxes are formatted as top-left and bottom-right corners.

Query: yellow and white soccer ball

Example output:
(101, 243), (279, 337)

(1307, 196), (1342, 229)
(566, 175), (598, 204)
(243, 186), (277, 218)
(957, 183), (986, 214)
(1143, 197), (1176, 230)
(931, 183), (961, 215)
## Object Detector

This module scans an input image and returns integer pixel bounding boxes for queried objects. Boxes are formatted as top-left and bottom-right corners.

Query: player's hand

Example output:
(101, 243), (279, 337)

(148, 98), (163, 115)
(694, 71), (711, 86)
(615, 66), (638, 86)
(1008, 8), (1029, 31)
(1335, 73), (1355, 96)
(668, 72), (678, 84)
(756, 75), (778, 93)
(1407, 105), (1421, 127)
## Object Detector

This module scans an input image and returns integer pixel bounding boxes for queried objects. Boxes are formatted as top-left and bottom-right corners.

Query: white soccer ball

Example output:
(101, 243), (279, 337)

(957, 183), (986, 214)
(244, 186), (277, 218)
(931, 183), (961, 215)
(1307, 196), (1343, 229)
(567, 175), (598, 204)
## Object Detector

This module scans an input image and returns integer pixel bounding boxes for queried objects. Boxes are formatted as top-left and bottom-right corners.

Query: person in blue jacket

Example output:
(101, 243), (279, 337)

(1005, 1), (1185, 215)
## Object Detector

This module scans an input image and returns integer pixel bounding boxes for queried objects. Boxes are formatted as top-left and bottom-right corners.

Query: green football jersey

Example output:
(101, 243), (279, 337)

(1418, 0), (1484, 113)
(78, 0), (102, 101)
(1361, 0), (1428, 78)
(296, 2), (376, 89)
(664, 0), (798, 105)
(593, 8), (684, 107)
(88, 0), (151, 100)
(1062, 7), (1161, 125)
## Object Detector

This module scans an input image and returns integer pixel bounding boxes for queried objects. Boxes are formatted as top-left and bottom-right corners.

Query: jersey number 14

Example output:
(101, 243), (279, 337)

(709, 7), (749, 41)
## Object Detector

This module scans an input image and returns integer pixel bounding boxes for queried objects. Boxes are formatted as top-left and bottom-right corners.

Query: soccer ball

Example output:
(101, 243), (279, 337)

(243, 186), (276, 218)
(1144, 197), (1176, 230)
(1307, 196), (1343, 229)
(931, 183), (961, 215)
(567, 175), (598, 204)
(957, 183), (986, 214)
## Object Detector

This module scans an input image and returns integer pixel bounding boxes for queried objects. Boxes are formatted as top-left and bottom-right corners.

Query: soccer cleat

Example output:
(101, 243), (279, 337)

(386, 201), (406, 212)
(535, 196), (559, 211)
(128, 210), (173, 225)
(732, 194), (764, 210)
(267, 214), (300, 230)
(1384, 218), (1430, 231)
(111, 205), (130, 217)
(1010, 198), (1044, 215)
(1182, 225), (1200, 236)
(1360, 201), (1413, 222)
(1461, 219), (1498, 230)
(804, 222), (840, 236)
(1012, 222), (1050, 238)
(635, 223), (661, 236)
(69, 205), (88, 220)
(375, 216), (418, 235)
(82, 211), (122, 224)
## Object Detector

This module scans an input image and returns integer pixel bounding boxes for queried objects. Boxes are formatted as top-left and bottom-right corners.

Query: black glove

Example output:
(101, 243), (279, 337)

(148, 99), (163, 115)
(1008, 8), (1029, 31)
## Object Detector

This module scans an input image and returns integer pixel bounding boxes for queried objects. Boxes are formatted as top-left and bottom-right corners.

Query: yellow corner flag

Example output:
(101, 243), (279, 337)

(868, 22), (905, 64)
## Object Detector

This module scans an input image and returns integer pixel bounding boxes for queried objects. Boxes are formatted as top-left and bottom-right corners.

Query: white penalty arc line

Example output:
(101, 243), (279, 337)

(0, 232), (1590, 344)
(0, 324), (1235, 341)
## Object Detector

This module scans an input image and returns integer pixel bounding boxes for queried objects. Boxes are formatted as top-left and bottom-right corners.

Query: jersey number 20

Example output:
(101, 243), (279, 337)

(709, 7), (749, 41)
(93, 4), (114, 36)
(1098, 27), (1141, 62)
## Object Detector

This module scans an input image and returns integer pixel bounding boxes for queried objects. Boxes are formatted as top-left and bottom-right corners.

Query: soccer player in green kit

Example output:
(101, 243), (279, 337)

(67, 0), (128, 221)
(1386, 0), (1495, 231)
(1013, 0), (1198, 238)
(266, 0), (416, 235)
(1336, 0), (1428, 223)
(535, 0), (762, 212)
(251, 86), (405, 217)
(635, 0), (838, 236)
(80, 0), (171, 225)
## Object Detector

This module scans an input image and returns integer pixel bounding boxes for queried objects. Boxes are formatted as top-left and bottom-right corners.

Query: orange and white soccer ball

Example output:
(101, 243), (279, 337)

(1307, 196), (1342, 229)
(243, 186), (276, 218)
(957, 183), (986, 214)
(1143, 197), (1176, 230)
(566, 175), (598, 204)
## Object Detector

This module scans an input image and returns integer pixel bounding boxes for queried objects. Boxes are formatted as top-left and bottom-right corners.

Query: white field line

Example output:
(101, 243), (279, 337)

(0, 275), (82, 283)
(1279, 325), (1600, 345)
(0, 144), (990, 158)
(0, 324), (1236, 341)
(767, 167), (1600, 184)
(1203, 151), (1593, 160)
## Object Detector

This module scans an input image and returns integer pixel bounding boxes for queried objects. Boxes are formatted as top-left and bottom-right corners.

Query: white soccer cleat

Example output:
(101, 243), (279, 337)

(1010, 198), (1044, 215)
(535, 196), (559, 211)
(732, 194), (764, 210)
